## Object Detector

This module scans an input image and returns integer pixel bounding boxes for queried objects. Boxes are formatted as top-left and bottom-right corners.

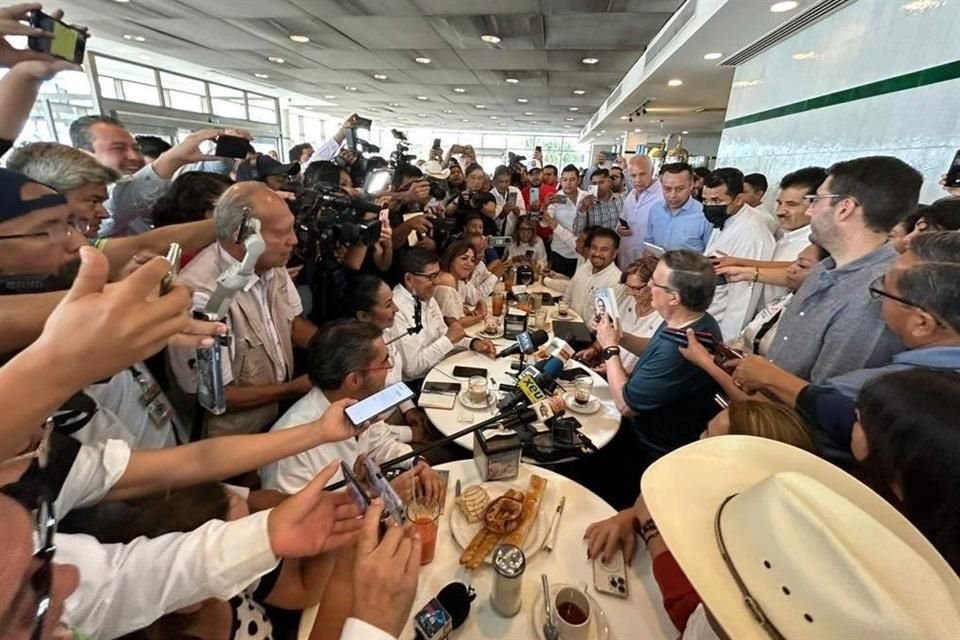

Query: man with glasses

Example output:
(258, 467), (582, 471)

(263, 319), (445, 502)
(765, 156), (922, 383)
(387, 248), (495, 381)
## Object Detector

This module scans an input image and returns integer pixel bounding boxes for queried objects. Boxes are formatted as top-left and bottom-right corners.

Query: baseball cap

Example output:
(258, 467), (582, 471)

(236, 154), (300, 182)
(0, 168), (68, 224)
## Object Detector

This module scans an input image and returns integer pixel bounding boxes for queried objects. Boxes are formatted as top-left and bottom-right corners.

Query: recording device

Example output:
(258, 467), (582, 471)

(390, 128), (417, 168)
(594, 552), (629, 599)
(362, 457), (405, 525)
(294, 186), (384, 247)
(506, 191), (518, 207)
(193, 310), (226, 415)
(452, 365), (488, 379)
(946, 149), (960, 187)
(643, 242), (665, 257)
(159, 243), (182, 296)
(535, 145), (542, 153)
(214, 135), (251, 159)
(341, 461), (372, 512)
(660, 328), (742, 365)
(344, 382), (415, 427)
(495, 329), (549, 359)
(28, 10), (86, 64)
(618, 217), (630, 230)
(414, 582), (476, 640)
(489, 236), (512, 248)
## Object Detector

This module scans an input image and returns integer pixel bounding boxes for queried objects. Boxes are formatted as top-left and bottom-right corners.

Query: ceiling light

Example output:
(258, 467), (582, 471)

(564, 125), (572, 129)
(682, 130), (689, 134)
(490, 115), (498, 120)
(770, 1), (799, 12)
(417, 114), (427, 118)
(345, 86), (358, 91)
(268, 56), (285, 64)
(619, 116), (629, 120)
(122, 34), (146, 42)
(305, 107), (313, 110)
(505, 77), (519, 84)
(461, 119), (469, 123)
(480, 34), (501, 44)
(568, 107), (579, 112)
(633, 128), (642, 132)
(703, 52), (723, 60)
(792, 51), (817, 60)
(600, 130), (606, 134)
(453, 87), (466, 93)
(113, 0), (130, 3)
(523, 111), (535, 116)
(373, 73), (388, 80)
(516, 98), (528, 103)
(668, 78), (683, 87)
(565, 117), (575, 121)
(289, 34), (310, 43)
(324, 94), (336, 99)
(442, 109), (453, 114)
(572, 89), (586, 96)
(254, 73), (269, 79)
(416, 95), (429, 101)
(415, 56), (431, 64)
(475, 104), (486, 109)
(581, 57), (599, 65)
(389, 102), (401, 107)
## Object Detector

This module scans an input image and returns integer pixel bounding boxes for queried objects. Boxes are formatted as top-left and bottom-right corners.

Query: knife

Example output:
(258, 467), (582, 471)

(542, 497), (566, 552)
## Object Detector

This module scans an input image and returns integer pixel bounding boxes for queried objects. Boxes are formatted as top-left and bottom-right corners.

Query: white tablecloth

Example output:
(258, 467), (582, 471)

(299, 461), (675, 640)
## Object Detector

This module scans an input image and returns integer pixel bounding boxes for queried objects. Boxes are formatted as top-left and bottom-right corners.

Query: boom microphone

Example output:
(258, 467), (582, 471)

(495, 329), (549, 359)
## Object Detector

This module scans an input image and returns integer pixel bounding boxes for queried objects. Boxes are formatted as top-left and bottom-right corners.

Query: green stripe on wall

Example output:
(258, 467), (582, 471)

(724, 59), (960, 129)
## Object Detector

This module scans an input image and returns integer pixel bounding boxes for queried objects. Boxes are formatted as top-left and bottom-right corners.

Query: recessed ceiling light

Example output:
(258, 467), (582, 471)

(581, 57), (599, 65)
(345, 86), (358, 91)
(461, 119), (469, 122)
(490, 115), (498, 120)
(568, 107), (579, 112)
(268, 56), (285, 64)
(442, 109), (453, 114)
(792, 51), (818, 60)
(572, 89), (586, 95)
(564, 125), (572, 128)
(475, 104), (486, 109)
(289, 34), (310, 43)
(417, 114), (427, 117)
(416, 95), (429, 101)
(480, 34), (501, 44)
(703, 52), (723, 60)
(516, 98), (528, 103)
(619, 116), (629, 120)
(113, 0), (130, 3)
(600, 130), (606, 134)
(565, 117), (575, 121)
(505, 77), (519, 84)
(122, 34), (146, 42)
(324, 94), (336, 99)
(415, 56), (431, 64)
(305, 106), (314, 111)
(681, 130), (689, 134)
(453, 87), (466, 93)
(633, 128), (642, 132)
(254, 73), (269, 79)
(668, 78), (683, 87)
(770, 1), (799, 11)
(523, 111), (535, 116)
(373, 73), (388, 80)
(389, 102), (401, 107)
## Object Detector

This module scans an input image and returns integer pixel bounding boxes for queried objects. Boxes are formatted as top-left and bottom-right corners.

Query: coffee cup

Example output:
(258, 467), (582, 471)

(467, 376), (488, 404)
(554, 586), (591, 640)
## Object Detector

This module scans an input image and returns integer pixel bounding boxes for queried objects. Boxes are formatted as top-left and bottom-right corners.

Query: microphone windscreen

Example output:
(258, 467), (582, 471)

(529, 329), (550, 348)
(437, 582), (475, 630)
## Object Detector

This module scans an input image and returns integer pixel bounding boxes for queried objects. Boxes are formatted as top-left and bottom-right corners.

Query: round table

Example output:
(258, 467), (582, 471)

(299, 461), (675, 640)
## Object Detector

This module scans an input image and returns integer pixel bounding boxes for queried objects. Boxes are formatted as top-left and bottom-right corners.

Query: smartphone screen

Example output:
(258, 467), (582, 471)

(506, 191), (518, 206)
(489, 236), (512, 248)
(215, 135), (251, 159)
(589, 185), (599, 197)
(529, 186), (540, 205)
(362, 458), (405, 525)
(344, 382), (414, 427)
(946, 149), (960, 187)
(340, 462), (371, 513)
(643, 242), (665, 257)
(452, 366), (488, 378)
(29, 11), (86, 64)
(353, 116), (373, 130)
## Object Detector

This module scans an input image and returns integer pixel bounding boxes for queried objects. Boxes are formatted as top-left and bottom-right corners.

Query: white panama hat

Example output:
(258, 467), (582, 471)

(642, 436), (960, 639)
(421, 160), (450, 180)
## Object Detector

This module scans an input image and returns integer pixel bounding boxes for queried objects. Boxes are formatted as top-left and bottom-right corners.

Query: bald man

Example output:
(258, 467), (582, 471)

(617, 154), (664, 267)
(168, 182), (318, 437)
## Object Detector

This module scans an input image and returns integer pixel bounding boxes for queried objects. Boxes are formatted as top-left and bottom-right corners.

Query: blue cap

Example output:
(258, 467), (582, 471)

(0, 168), (67, 224)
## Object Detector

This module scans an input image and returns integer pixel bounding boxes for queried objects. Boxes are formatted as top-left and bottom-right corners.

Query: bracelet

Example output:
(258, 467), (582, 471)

(637, 518), (659, 539)
(642, 529), (661, 545)
(751, 267), (760, 283)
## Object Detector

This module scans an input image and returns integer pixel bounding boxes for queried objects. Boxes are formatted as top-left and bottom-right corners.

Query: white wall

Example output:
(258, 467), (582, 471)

(716, 0), (960, 204)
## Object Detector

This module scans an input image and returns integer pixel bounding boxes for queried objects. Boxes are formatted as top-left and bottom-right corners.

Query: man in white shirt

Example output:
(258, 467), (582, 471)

(491, 164), (526, 235)
(618, 154), (664, 267)
(743, 172), (780, 236)
(701, 168), (776, 340)
(263, 319), (445, 502)
(386, 248), (496, 381)
(69, 115), (232, 237)
(546, 164), (589, 276)
(305, 112), (365, 166)
(566, 227), (626, 320)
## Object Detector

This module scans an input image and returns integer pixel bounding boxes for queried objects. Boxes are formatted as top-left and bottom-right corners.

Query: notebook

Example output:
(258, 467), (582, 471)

(418, 381), (462, 410)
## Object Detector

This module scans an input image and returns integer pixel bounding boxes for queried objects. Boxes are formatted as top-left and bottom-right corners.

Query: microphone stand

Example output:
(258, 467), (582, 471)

(385, 296), (423, 346)
(325, 405), (537, 491)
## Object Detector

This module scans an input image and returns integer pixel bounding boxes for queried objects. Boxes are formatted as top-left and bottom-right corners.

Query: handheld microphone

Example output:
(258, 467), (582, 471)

(414, 582), (476, 639)
(495, 329), (549, 359)
(533, 335), (575, 379)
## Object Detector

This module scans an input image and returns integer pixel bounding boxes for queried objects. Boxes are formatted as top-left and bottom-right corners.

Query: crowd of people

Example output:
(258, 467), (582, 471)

(2, 5), (960, 638)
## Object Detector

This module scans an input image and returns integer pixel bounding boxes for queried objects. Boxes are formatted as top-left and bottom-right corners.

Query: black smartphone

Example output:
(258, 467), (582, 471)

(352, 116), (373, 130)
(341, 461), (372, 513)
(344, 382), (414, 427)
(194, 311), (226, 416)
(422, 381), (462, 394)
(159, 243), (182, 296)
(452, 365), (488, 378)
(535, 145), (542, 153)
(506, 191), (518, 206)
(433, 138), (442, 149)
(215, 135), (251, 159)
(618, 217), (630, 230)
(28, 10), (86, 64)
(946, 149), (960, 187)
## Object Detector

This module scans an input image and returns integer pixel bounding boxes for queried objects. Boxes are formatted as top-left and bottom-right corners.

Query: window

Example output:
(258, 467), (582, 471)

(160, 72), (207, 113)
(96, 58), (160, 106)
(210, 84), (246, 119)
(247, 93), (277, 124)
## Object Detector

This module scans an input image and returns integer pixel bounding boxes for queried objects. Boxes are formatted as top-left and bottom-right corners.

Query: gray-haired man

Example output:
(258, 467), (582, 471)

(168, 182), (318, 437)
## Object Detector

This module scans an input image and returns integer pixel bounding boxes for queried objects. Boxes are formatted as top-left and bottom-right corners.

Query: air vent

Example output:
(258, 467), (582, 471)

(722, 0), (854, 67)
(643, 0), (697, 67)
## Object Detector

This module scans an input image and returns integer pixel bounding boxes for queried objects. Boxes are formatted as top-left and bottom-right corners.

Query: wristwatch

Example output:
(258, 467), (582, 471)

(602, 346), (621, 361)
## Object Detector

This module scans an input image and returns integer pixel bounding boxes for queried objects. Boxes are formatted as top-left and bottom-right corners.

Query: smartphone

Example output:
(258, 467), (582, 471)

(432, 138), (442, 149)
(193, 311), (226, 415)
(529, 186), (540, 206)
(345, 382), (414, 427)
(506, 191), (518, 206)
(712, 342), (744, 364)
(160, 243), (182, 296)
(589, 184), (599, 197)
(618, 217), (630, 230)
(362, 458), (405, 525)
(341, 461), (372, 513)
(643, 242), (665, 258)
(422, 381), (462, 394)
(452, 365), (488, 378)
(489, 236), (512, 248)
(28, 10), (86, 64)
(414, 598), (453, 640)
(352, 116), (373, 130)
(535, 145), (542, 153)
(946, 149), (960, 187)
(215, 135), (251, 159)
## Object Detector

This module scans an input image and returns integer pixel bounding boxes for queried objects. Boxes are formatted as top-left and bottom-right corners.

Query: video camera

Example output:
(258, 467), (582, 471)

(292, 182), (383, 249)
(390, 129), (416, 169)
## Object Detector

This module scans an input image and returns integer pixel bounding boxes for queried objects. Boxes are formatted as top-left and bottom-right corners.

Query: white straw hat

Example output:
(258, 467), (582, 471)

(642, 436), (960, 639)
(421, 160), (450, 180)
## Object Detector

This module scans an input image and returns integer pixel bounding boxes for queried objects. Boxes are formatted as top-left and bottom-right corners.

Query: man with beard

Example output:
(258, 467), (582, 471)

(565, 228), (625, 321)
(766, 156), (921, 383)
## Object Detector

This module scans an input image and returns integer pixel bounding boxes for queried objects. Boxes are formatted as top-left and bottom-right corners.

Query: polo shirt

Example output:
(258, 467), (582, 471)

(618, 180), (665, 268)
(644, 197), (712, 253)
(768, 242), (903, 384)
(826, 344), (960, 398)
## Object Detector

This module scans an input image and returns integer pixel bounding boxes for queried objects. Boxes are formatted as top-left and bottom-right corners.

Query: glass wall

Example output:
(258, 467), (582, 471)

(0, 67), (95, 147)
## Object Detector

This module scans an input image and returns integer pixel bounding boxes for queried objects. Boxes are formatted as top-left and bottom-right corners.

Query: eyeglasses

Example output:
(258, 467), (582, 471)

(412, 271), (441, 282)
(355, 354), (395, 373)
(28, 419), (56, 640)
(624, 282), (649, 294)
(868, 275), (944, 325)
(714, 493), (787, 640)
(648, 279), (675, 293)
(0, 219), (88, 244)
(802, 193), (842, 205)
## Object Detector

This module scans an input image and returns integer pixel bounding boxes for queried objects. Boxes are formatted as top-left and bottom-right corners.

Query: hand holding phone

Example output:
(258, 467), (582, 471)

(344, 382), (415, 427)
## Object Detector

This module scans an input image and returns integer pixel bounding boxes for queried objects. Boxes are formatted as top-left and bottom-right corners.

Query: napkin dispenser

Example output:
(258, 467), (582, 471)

(503, 309), (528, 340)
(473, 427), (521, 481)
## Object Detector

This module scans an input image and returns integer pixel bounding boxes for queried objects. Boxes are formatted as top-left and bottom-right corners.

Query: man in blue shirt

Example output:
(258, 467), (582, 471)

(644, 162), (712, 253)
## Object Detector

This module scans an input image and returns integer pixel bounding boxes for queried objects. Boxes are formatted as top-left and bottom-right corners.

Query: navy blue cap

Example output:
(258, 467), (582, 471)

(0, 168), (67, 223)
(236, 154), (300, 182)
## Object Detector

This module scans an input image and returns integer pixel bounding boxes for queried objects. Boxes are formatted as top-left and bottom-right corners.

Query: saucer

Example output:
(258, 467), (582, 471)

(564, 392), (601, 415)
(458, 389), (497, 410)
(531, 583), (610, 640)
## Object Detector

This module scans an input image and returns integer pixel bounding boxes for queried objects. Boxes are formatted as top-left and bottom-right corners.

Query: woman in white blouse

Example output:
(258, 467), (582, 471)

(505, 217), (548, 268)
(435, 239), (487, 328)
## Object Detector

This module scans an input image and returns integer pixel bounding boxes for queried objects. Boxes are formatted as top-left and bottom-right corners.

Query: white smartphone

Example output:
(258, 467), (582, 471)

(345, 382), (414, 427)
(589, 184), (599, 197)
(642, 242), (665, 257)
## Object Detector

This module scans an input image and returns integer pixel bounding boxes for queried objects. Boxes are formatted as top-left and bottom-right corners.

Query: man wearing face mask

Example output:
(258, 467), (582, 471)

(701, 168), (776, 341)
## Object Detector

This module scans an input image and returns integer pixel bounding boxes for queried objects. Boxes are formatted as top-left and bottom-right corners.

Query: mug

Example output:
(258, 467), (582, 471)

(554, 586), (591, 640)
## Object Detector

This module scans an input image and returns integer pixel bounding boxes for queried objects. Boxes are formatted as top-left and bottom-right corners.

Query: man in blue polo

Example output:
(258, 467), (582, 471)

(644, 162), (712, 253)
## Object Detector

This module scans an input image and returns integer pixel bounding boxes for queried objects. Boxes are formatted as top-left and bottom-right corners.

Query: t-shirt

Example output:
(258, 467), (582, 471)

(624, 315), (722, 455)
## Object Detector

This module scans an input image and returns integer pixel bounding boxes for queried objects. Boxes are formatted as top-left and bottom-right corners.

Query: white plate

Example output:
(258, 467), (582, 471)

(564, 392), (601, 415)
(458, 389), (498, 410)
(531, 583), (611, 640)
(450, 481), (553, 564)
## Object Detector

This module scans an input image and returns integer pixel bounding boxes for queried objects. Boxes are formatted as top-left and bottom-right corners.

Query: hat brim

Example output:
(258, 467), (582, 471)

(268, 161), (300, 177)
(641, 436), (960, 639)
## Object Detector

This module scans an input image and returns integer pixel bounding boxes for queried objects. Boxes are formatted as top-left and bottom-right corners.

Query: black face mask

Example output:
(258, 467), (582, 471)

(703, 204), (729, 229)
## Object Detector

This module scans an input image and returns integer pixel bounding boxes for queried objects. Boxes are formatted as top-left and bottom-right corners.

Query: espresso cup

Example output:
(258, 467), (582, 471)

(467, 376), (488, 404)
(554, 586), (591, 640)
